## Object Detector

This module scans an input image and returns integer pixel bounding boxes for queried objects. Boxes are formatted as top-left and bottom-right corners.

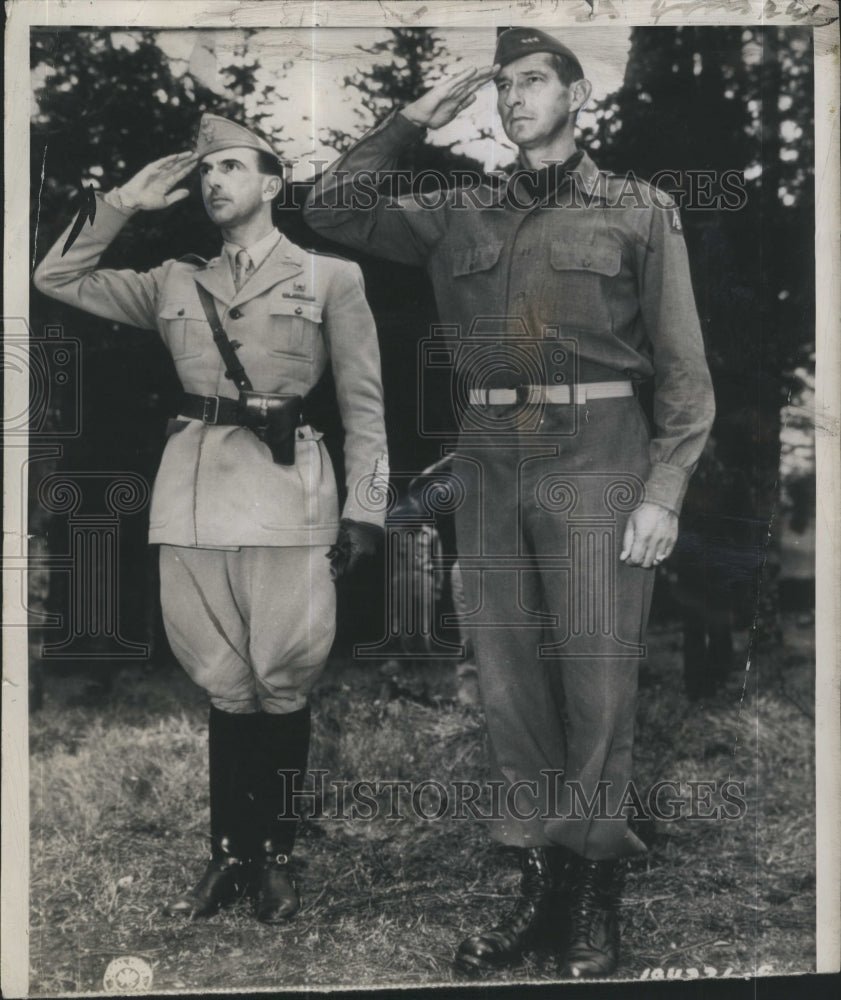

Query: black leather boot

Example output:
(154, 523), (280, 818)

(247, 706), (311, 923)
(165, 836), (247, 918)
(252, 839), (300, 923)
(456, 847), (559, 973)
(165, 707), (254, 918)
(560, 858), (621, 978)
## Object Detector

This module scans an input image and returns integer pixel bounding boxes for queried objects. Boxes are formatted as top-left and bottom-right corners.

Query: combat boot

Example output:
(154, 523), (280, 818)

(456, 847), (564, 973)
(560, 858), (621, 978)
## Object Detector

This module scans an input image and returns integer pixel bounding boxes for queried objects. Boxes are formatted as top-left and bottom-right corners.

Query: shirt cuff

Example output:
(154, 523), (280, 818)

(393, 109), (428, 140)
(102, 188), (139, 216)
(342, 455), (390, 528)
(644, 462), (690, 516)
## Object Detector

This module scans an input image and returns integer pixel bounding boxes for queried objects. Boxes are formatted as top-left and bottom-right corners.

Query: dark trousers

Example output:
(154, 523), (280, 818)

(454, 396), (655, 860)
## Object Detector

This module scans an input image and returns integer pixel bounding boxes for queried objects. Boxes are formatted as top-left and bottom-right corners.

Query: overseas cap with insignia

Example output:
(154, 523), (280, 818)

(196, 113), (281, 164)
(494, 28), (584, 78)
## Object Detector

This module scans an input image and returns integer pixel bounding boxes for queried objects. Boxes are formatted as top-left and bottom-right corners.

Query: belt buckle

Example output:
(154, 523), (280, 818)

(202, 395), (220, 424)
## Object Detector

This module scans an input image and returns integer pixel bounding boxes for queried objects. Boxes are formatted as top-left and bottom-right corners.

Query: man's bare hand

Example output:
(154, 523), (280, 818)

(116, 151), (198, 211)
(620, 502), (678, 569)
(402, 64), (499, 130)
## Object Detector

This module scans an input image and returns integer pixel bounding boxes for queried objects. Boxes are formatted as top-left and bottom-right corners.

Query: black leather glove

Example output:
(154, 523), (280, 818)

(327, 518), (383, 581)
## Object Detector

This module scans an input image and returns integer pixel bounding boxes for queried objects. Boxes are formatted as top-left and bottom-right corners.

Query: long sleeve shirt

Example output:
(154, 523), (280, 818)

(303, 111), (715, 515)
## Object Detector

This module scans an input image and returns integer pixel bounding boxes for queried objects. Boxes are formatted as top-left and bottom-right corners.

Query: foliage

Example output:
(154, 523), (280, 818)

(580, 26), (815, 536)
(319, 28), (486, 179)
(320, 28), (449, 152)
(582, 25), (814, 380)
(30, 29), (277, 267)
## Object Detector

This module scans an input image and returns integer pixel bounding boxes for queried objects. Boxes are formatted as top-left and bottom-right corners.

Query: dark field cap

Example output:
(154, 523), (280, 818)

(494, 28), (584, 78)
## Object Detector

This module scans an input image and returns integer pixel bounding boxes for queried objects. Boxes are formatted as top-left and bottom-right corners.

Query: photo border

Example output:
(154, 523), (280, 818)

(4, 1), (839, 995)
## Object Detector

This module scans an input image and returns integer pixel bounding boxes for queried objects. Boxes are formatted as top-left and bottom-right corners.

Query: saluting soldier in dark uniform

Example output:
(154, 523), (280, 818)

(303, 29), (715, 977)
(34, 114), (388, 924)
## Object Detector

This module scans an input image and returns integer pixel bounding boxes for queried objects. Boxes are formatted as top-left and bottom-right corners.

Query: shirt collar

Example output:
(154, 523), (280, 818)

(507, 149), (585, 203)
(488, 149), (606, 205)
(222, 227), (282, 274)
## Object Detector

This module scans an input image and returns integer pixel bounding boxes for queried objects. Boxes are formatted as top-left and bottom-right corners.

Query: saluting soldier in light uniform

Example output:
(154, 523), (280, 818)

(34, 114), (389, 924)
(303, 29), (715, 977)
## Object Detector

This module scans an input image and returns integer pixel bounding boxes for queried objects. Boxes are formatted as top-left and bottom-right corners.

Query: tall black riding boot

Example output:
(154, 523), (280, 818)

(165, 706), (253, 918)
(456, 847), (569, 973)
(560, 858), (622, 978)
(248, 705), (311, 924)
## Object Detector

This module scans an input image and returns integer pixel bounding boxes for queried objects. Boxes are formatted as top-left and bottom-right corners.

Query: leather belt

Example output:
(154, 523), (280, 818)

(179, 393), (242, 425)
(467, 381), (634, 406)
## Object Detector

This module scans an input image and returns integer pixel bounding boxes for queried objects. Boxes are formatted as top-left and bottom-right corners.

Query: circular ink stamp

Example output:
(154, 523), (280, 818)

(102, 955), (154, 992)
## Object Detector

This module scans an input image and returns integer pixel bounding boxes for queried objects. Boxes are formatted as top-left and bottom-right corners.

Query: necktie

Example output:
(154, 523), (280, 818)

(234, 249), (254, 291)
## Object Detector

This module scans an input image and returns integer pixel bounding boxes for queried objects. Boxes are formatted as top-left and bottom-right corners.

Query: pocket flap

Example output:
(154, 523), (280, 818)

(267, 290), (323, 323)
(159, 300), (205, 320)
(451, 241), (504, 277)
(550, 241), (621, 276)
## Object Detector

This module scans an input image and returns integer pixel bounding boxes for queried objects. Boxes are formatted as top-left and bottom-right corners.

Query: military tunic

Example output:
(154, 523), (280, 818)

(34, 194), (389, 712)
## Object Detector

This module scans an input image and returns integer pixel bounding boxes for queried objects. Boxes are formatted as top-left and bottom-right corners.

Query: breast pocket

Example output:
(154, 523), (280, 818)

(451, 241), (504, 277)
(550, 240), (622, 278)
(267, 292), (323, 361)
(158, 301), (206, 360)
(548, 240), (623, 331)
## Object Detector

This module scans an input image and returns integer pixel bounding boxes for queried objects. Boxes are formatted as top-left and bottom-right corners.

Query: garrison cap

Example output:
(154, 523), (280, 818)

(196, 113), (281, 164)
(494, 28), (584, 78)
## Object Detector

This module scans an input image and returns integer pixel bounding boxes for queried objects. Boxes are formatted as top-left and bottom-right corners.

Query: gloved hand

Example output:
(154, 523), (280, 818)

(327, 518), (383, 581)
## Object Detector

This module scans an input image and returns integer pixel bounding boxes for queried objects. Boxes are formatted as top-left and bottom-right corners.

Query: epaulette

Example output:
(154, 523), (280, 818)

(177, 253), (208, 268)
(299, 246), (355, 263)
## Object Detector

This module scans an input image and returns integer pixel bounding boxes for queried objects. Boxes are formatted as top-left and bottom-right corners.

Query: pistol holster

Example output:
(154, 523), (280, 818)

(236, 392), (303, 466)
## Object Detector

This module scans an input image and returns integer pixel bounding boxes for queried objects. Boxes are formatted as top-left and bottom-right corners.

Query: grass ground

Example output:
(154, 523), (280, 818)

(29, 614), (815, 994)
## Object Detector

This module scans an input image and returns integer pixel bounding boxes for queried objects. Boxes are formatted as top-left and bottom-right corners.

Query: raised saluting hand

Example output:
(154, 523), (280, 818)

(115, 151), (199, 211)
(401, 64), (500, 130)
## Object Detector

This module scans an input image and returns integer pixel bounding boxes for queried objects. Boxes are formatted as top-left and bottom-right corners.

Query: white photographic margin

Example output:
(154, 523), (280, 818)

(3, 1), (840, 996)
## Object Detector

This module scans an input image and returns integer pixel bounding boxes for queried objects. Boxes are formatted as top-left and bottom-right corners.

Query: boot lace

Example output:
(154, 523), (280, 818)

(569, 865), (604, 940)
